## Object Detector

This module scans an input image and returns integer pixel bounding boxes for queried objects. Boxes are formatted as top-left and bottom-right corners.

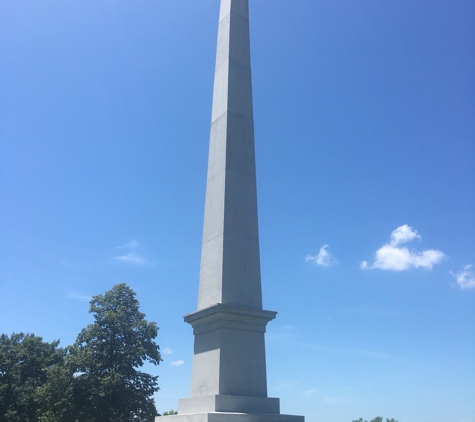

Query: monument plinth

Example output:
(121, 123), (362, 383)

(157, 1), (304, 421)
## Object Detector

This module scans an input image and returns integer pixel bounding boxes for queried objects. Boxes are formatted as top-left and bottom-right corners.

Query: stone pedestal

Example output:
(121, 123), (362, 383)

(184, 304), (276, 401)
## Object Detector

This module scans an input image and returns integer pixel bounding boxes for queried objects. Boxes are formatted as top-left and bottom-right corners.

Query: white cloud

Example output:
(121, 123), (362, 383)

(113, 240), (151, 266)
(307, 345), (402, 362)
(67, 293), (92, 302)
(266, 324), (293, 342)
(451, 265), (475, 290)
(303, 389), (317, 398)
(389, 224), (421, 247)
(361, 225), (444, 271)
(342, 307), (402, 317)
(116, 240), (140, 249)
(162, 347), (173, 355)
(170, 360), (184, 367)
(274, 380), (296, 391)
(324, 396), (342, 405)
(306, 245), (337, 267)
(114, 252), (150, 266)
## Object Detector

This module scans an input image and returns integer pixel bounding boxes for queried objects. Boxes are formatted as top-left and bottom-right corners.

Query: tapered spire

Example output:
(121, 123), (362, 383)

(198, 0), (262, 311)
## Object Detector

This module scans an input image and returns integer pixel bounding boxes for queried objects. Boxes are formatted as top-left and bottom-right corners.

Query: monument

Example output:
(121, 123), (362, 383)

(157, 1), (304, 421)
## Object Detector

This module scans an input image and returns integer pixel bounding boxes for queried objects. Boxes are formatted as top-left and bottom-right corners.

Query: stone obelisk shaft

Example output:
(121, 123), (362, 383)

(198, 0), (262, 311)
(178, 0), (278, 412)
(161, 1), (304, 420)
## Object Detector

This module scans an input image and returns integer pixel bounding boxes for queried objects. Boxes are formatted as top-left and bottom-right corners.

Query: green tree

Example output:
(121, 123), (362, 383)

(162, 410), (178, 416)
(36, 351), (81, 422)
(352, 418), (397, 422)
(67, 283), (161, 422)
(0, 333), (63, 421)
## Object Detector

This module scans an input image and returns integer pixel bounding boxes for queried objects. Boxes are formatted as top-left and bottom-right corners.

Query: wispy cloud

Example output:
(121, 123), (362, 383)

(274, 380), (296, 390)
(162, 347), (173, 355)
(303, 389), (343, 405)
(113, 240), (152, 266)
(341, 349), (400, 361)
(302, 344), (403, 362)
(324, 396), (342, 405)
(306, 244), (338, 267)
(451, 265), (475, 290)
(303, 389), (317, 398)
(170, 360), (184, 367)
(67, 293), (92, 302)
(116, 240), (140, 249)
(341, 307), (403, 317)
(361, 225), (444, 271)
(114, 252), (150, 266)
(266, 324), (293, 342)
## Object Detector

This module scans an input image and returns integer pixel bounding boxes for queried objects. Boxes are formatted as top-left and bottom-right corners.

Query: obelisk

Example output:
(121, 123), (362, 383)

(159, 1), (304, 421)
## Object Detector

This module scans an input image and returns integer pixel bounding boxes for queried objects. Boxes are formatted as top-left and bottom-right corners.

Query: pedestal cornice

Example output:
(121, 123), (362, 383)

(184, 303), (276, 335)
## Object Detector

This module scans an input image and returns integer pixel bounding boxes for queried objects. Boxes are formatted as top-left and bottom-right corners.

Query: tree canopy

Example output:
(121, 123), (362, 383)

(72, 283), (162, 421)
(1, 283), (162, 422)
(0, 333), (63, 421)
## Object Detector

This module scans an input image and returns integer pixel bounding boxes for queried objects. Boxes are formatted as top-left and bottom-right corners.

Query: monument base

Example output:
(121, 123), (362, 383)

(178, 395), (280, 414)
(156, 395), (304, 422)
(155, 413), (304, 422)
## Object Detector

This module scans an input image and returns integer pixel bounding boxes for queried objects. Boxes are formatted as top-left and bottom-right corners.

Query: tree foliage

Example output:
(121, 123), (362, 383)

(353, 418), (397, 422)
(70, 283), (162, 421)
(36, 354), (79, 422)
(0, 333), (63, 421)
(162, 410), (178, 416)
(2, 284), (162, 422)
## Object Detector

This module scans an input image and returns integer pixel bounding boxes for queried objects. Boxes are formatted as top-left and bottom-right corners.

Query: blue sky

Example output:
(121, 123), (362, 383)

(1, 1), (474, 421)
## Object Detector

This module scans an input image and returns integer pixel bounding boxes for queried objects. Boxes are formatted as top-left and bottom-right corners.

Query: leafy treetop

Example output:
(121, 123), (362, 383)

(353, 418), (398, 422)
